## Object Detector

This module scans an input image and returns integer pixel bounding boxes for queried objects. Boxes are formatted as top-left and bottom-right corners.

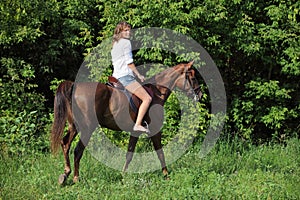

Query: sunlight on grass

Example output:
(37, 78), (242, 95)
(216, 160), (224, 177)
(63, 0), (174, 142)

(1, 138), (299, 199)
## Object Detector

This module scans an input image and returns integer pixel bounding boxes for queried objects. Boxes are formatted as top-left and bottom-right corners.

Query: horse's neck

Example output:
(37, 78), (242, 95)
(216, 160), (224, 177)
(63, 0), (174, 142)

(150, 67), (181, 102)
(154, 67), (181, 89)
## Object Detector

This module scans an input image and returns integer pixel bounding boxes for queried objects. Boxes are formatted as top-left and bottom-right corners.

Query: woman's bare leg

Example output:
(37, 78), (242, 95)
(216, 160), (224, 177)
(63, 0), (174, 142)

(126, 81), (152, 132)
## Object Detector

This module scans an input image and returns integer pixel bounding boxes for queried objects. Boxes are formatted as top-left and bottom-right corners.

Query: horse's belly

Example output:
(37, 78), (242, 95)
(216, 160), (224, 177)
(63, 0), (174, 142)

(99, 98), (134, 131)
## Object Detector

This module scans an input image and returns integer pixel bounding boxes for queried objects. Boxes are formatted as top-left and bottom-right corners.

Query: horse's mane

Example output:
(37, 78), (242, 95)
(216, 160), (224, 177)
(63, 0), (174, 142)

(146, 65), (180, 85)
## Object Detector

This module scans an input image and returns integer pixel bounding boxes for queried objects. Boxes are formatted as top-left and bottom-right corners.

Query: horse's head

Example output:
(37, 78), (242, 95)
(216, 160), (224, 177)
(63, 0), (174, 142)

(174, 61), (202, 102)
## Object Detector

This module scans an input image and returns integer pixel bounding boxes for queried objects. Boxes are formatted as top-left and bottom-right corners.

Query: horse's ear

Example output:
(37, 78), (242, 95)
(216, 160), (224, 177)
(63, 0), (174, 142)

(187, 60), (194, 69)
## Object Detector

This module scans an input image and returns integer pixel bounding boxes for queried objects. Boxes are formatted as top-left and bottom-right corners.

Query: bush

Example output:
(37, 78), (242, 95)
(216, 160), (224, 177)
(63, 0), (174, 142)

(0, 58), (50, 154)
(229, 78), (298, 141)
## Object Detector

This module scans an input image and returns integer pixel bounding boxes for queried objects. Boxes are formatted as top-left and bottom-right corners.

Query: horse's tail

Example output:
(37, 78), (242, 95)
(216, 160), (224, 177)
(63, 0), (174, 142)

(51, 81), (74, 155)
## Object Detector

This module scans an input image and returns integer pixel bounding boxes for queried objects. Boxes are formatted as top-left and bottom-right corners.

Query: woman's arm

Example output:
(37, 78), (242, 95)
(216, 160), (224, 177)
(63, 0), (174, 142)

(128, 63), (145, 82)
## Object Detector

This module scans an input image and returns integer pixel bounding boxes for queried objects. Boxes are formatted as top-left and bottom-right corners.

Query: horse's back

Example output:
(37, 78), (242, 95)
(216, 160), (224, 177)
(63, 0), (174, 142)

(71, 82), (102, 122)
(72, 82), (131, 130)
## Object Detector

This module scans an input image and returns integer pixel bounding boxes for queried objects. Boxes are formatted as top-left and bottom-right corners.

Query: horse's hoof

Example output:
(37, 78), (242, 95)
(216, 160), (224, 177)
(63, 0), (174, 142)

(164, 174), (170, 180)
(58, 174), (67, 185)
(73, 176), (79, 183)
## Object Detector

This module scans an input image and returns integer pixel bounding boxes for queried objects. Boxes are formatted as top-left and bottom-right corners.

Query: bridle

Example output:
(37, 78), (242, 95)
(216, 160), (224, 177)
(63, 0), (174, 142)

(183, 66), (202, 101)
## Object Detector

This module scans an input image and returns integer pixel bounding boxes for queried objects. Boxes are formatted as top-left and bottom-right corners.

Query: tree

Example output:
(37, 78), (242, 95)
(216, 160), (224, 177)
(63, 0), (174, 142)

(1, 0), (299, 154)
(0, 0), (103, 153)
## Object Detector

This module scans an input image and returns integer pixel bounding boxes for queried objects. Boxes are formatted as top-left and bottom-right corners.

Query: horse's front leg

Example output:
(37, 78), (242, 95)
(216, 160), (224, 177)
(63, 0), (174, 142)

(150, 132), (169, 179)
(123, 134), (139, 173)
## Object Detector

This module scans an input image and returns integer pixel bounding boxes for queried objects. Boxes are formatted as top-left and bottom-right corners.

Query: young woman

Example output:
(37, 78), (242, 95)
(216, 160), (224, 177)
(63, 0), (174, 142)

(111, 21), (152, 133)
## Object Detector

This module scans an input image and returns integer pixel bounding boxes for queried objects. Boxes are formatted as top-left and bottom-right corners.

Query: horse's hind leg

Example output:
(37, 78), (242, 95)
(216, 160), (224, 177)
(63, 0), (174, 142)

(73, 128), (93, 183)
(73, 139), (85, 183)
(59, 123), (77, 185)
(151, 132), (169, 179)
(123, 135), (139, 173)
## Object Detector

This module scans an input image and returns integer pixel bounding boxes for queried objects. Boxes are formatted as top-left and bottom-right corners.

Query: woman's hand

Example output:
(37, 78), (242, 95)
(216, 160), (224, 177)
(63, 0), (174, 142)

(137, 74), (145, 82)
(128, 63), (145, 82)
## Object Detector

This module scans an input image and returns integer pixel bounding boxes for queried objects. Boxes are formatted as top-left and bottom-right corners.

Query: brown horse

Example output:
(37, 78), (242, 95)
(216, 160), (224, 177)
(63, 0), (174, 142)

(51, 61), (202, 184)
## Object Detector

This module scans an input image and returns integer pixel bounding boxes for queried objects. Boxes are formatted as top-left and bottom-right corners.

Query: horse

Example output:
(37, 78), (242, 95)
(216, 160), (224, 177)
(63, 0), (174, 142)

(50, 61), (202, 184)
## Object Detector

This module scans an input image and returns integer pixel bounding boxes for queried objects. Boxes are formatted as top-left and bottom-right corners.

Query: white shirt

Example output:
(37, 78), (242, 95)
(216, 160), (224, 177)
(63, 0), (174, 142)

(111, 38), (134, 78)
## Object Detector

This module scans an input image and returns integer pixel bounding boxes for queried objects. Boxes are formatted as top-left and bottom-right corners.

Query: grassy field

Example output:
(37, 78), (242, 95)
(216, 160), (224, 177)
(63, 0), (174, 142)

(1, 137), (299, 200)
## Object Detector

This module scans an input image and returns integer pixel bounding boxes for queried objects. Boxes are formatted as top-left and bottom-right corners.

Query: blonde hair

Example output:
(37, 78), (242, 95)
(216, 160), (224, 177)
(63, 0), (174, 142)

(112, 21), (131, 44)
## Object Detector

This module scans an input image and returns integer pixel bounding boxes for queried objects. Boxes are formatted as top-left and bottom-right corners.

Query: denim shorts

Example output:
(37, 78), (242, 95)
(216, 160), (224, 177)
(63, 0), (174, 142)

(118, 75), (136, 87)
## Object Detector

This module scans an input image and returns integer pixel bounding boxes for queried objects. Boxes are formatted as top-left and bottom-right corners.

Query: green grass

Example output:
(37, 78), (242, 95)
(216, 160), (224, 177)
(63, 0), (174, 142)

(1, 138), (299, 199)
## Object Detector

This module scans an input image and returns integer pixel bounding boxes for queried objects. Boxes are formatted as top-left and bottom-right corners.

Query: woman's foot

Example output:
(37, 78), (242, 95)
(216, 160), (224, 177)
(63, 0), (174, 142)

(133, 124), (150, 133)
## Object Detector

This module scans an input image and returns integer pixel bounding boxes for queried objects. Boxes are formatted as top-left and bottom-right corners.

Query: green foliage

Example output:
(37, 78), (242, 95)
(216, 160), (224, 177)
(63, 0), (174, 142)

(0, 0), (299, 153)
(97, 0), (299, 141)
(50, 78), (65, 94)
(0, 2), (299, 199)
(221, 0), (299, 140)
(0, 0), (102, 154)
(230, 79), (298, 140)
(0, 58), (50, 154)
(161, 92), (210, 146)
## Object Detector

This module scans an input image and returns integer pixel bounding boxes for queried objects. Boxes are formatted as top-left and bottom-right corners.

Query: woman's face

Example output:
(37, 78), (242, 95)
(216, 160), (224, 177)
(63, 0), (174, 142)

(121, 27), (131, 39)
